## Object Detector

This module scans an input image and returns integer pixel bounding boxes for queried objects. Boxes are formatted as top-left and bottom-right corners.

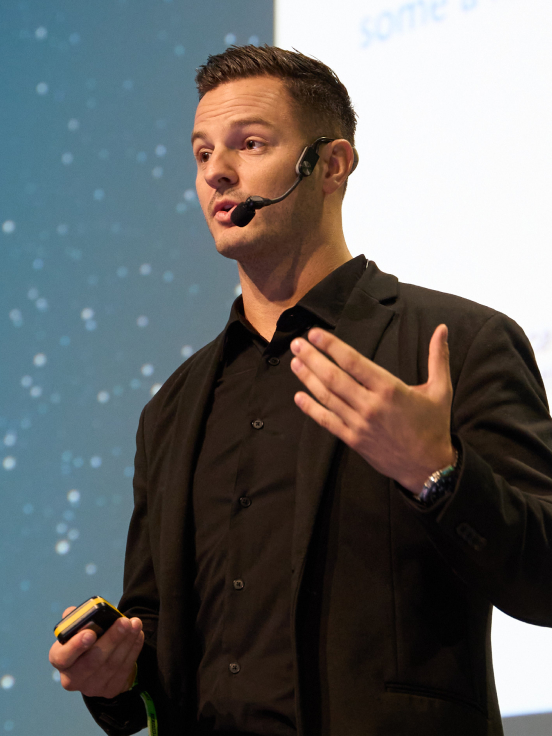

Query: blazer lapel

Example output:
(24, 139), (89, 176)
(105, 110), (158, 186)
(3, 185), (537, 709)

(291, 262), (399, 585)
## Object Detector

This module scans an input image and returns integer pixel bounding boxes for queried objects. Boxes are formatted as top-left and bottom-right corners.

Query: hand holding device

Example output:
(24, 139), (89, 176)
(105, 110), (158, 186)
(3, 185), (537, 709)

(49, 597), (144, 699)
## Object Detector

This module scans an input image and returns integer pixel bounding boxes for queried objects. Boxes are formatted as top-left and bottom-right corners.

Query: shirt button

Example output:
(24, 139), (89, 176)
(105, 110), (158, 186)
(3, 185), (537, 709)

(229, 662), (240, 674)
(251, 419), (264, 430)
(267, 356), (280, 366)
(239, 497), (251, 508)
(233, 579), (245, 590)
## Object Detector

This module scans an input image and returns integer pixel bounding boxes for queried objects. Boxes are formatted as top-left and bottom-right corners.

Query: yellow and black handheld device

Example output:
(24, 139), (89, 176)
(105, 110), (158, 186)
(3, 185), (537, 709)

(54, 596), (124, 644)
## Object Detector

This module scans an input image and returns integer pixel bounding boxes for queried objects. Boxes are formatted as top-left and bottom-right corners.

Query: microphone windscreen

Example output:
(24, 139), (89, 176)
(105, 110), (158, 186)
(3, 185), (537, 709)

(231, 202), (256, 227)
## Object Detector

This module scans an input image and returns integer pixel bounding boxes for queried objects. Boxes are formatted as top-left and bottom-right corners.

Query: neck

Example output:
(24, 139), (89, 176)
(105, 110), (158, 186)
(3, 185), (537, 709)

(237, 237), (352, 341)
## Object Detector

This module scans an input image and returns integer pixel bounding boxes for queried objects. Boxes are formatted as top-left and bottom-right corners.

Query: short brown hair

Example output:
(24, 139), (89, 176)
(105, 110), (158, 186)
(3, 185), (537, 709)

(195, 45), (357, 147)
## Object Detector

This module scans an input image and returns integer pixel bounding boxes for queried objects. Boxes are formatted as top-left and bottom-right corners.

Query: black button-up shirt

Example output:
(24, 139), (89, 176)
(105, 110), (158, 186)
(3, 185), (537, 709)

(192, 255), (367, 735)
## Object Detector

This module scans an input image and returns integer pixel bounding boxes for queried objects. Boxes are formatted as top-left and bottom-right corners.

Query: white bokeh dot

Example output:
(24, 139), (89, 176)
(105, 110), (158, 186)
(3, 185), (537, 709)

(61, 152), (74, 165)
(68, 528), (79, 541)
(85, 563), (97, 575)
(139, 263), (152, 276)
(28, 288), (39, 300)
(137, 315), (149, 328)
(68, 118), (80, 131)
(181, 345), (194, 359)
(3, 721), (14, 732)
(35, 26), (48, 39)
(116, 266), (128, 278)
(69, 32), (81, 45)
(4, 432), (17, 447)
(33, 353), (47, 367)
(224, 33), (236, 45)
(97, 391), (110, 403)
(21, 376), (32, 388)
(248, 35), (259, 45)
(163, 271), (174, 282)
(36, 298), (48, 311)
(93, 188), (105, 201)
(174, 44), (185, 56)
(141, 363), (154, 377)
(90, 456), (102, 468)
(81, 307), (94, 320)
(1, 675), (14, 690)
(175, 202), (187, 214)
(2, 221), (15, 234)
(122, 79), (134, 90)
(184, 189), (196, 202)
(30, 386), (43, 398)
(33, 258), (44, 269)
(155, 144), (167, 157)
(9, 309), (23, 326)
(55, 540), (70, 555)
(152, 166), (163, 179)
(36, 82), (49, 95)
(150, 383), (162, 396)
(85, 319), (97, 331)
(57, 223), (68, 235)
(52, 669), (61, 682)
(2, 457), (16, 471)
(234, 283), (242, 297)
(67, 489), (80, 504)
(56, 523), (68, 535)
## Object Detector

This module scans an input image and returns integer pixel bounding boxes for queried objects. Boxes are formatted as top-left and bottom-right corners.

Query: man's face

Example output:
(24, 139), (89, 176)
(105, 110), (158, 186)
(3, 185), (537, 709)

(192, 76), (319, 262)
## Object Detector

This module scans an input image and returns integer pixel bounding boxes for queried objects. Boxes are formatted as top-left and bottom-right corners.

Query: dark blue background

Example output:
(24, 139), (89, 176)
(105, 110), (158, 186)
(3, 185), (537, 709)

(0, 2), (273, 733)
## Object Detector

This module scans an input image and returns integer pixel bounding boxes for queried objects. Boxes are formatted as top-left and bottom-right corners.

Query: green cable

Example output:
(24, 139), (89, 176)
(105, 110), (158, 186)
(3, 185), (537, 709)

(130, 666), (159, 736)
(139, 689), (159, 736)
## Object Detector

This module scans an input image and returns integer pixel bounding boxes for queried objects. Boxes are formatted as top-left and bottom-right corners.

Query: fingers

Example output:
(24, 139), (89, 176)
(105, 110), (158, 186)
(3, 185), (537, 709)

(427, 324), (452, 401)
(50, 615), (144, 699)
(49, 626), (98, 671)
(291, 335), (375, 415)
(291, 350), (366, 425)
(297, 328), (389, 391)
(62, 606), (76, 618)
(294, 389), (355, 447)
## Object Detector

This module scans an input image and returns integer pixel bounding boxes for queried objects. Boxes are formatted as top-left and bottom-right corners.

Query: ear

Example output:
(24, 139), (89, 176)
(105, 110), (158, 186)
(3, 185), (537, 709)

(321, 139), (356, 195)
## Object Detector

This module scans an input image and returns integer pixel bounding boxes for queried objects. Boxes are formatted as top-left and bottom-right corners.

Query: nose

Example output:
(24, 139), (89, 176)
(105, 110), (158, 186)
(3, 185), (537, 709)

(203, 147), (239, 191)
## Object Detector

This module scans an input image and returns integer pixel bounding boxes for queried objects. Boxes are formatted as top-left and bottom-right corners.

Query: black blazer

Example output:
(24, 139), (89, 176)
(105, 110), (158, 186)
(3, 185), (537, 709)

(86, 262), (552, 736)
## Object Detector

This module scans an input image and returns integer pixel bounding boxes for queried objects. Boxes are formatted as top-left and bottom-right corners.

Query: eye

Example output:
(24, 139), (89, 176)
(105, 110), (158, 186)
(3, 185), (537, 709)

(245, 139), (263, 151)
(197, 150), (211, 163)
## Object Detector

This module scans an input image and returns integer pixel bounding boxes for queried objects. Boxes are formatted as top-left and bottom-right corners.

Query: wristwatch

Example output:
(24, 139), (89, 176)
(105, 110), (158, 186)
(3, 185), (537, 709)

(415, 446), (461, 508)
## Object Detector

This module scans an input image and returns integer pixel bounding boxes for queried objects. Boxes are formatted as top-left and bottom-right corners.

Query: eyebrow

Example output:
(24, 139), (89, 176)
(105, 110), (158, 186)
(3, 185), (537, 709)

(191, 117), (277, 145)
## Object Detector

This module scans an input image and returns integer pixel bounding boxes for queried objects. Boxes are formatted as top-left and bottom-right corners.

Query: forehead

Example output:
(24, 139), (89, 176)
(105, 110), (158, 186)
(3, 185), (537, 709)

(193, 76), (301, 137)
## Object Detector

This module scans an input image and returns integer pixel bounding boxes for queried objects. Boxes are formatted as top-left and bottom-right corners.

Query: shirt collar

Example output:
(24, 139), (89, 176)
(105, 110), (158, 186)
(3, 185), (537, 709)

(225, 253), (368, 337)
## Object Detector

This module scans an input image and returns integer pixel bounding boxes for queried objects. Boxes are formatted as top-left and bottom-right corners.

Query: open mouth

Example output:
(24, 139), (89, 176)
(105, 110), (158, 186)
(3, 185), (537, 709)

(214, 201), (238, 222)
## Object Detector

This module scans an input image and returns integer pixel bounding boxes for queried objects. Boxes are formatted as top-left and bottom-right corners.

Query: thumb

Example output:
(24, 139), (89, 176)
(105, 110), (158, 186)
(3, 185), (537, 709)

(427, 324), (452, 399)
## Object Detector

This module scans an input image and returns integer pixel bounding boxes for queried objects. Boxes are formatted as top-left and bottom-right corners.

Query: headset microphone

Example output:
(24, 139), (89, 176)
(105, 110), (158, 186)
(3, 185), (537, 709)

(230, 137), (359, 227)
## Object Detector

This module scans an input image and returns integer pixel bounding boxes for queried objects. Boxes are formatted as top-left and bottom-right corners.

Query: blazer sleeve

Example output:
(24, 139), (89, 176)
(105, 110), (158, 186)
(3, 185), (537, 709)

(83, 407), (159, 735)
(406, 312), (552, 626)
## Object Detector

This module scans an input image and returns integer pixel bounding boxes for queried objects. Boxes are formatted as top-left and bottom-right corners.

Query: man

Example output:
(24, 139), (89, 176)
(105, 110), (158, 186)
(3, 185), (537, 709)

(50, 46), (552, 735)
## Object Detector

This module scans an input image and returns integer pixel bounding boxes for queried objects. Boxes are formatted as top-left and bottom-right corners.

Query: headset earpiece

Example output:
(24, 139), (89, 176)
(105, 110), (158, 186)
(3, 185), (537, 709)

(295, 145), (320, 177)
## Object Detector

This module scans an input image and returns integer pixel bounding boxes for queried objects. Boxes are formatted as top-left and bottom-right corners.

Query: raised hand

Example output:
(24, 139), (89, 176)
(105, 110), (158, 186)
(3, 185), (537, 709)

(290, 324), (455, 495)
